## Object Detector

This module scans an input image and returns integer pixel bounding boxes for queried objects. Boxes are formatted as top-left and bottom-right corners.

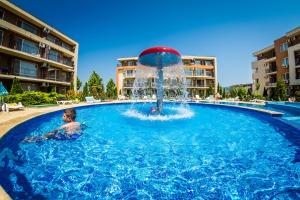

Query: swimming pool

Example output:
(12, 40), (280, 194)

(0, 103), (299, 199)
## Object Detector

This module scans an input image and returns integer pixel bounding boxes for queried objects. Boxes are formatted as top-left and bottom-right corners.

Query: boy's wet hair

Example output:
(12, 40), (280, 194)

(64, 108), (76, 120)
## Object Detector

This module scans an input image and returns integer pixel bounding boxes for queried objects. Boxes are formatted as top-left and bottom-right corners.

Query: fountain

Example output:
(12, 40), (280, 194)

(137, 46), (182, 113)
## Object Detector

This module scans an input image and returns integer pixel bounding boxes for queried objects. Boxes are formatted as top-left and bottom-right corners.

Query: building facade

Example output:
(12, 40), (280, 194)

(252, 26), (300, 97)
(116, 56), (217, 98)
(0, 0), (79, 94)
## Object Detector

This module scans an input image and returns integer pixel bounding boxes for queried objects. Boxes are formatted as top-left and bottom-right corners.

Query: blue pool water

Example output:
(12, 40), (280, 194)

(0, 103), (300, 199)
(212, 101), (300, 128)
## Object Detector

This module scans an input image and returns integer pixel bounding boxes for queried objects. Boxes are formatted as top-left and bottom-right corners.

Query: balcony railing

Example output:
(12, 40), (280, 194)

(265, 66), (277, 73)
(186, 83), (206, 88)
(123, 83), (134, 87)
(288, 37), (300, 47)
(266, 82), (276, 87)
(124, 73), (135, 78)
(16, 42), (40, 56)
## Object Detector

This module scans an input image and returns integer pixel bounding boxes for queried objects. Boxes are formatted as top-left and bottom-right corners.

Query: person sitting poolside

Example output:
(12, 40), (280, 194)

(23, 108), (81, 142)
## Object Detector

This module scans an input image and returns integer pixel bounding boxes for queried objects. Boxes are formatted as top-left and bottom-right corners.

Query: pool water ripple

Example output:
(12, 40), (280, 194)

(0, 103), (299, 199)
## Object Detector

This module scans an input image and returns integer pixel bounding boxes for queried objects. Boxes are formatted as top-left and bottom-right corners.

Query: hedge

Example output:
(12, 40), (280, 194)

(3, 91), (66, 106)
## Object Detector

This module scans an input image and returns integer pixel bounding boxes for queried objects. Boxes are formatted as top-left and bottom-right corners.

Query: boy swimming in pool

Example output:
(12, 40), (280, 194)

(24, 108), (81, 142)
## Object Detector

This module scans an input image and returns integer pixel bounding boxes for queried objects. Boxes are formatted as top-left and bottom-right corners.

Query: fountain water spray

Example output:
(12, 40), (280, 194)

(137, 47), (183, 113)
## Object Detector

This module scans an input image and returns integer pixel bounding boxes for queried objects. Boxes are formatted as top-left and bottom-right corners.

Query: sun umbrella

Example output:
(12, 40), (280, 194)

(0, 82), (8, 103)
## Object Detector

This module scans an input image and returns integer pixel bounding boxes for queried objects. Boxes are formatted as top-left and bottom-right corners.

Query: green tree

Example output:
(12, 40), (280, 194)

(255, 81), (260, 91)
(207, 85), (214, 97)
(10, 78), (23, 94)
(77, 76), (82, 91)
(223, 88), (226, 97)
(229, 87), (239, 97)
(274, 78), (287, 101)
(237, 87), (248, 100)
(106, 79), (117, 99)
(82, 82), (89, 97)
(87, 71), (105, 99)
(263, 87), (268, 97)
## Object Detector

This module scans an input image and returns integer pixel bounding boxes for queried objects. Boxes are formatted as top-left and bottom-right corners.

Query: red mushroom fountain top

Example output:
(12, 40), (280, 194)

(138, 46), (181, 69)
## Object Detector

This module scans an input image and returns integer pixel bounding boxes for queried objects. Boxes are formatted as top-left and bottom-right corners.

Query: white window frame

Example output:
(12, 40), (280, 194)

(281, 57), (289, 68)
(279, 42), (288, 52)
(282, 72), (289, 81)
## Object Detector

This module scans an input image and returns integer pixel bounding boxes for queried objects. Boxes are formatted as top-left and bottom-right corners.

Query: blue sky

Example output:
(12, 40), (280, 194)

(12, 0), (300, 87)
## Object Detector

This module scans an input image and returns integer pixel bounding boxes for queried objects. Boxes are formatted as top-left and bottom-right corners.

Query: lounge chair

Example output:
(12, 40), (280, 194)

(2, 102), (24, 112)
(152, 94), (157, 100)
(195, 95), (202, 100)
(118, 95), (126, 100)
(206, 95), (215, 102)
(85, 96), (101, 103)
(250, 99), (265, 103)
(57, 100), (73, 105)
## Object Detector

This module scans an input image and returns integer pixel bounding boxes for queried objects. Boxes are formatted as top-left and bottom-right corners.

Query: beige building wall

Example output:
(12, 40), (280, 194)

(0, 0), (79, 92)
(288, 43), (300, 86)
(252, 60), (267, 95)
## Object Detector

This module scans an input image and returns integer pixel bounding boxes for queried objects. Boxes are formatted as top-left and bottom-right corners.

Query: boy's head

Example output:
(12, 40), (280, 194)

(63, 108), (76, 122)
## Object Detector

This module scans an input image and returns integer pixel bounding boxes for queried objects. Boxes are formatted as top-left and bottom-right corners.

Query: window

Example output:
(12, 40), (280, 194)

(21, 83), (38, 91)
(279, 42), (288, 52)
(16, 38), (39, 55)
(195, 59), (201, 65)
(62, 42), (72, 51)
(204, 60), (213, 66)
(48, 49), (60, 62)
(46, 34), (60, 45)
(126, 70), (134, 77)
(62, 57), (72, 66)
(127, 61), (136, 66)
(60, 71), (67, 82)
(281, 57), (289, 67)
(48, 69), (56, 80)
(0, 30), (3, 45)
(296, 68), (300, 79)
(14, 59), (37, 78)
(206, 71), (213, 77)
(0, 8), (4, 19)
(184, 69), (193, 76)
(195, 69), (205, 76)
(196, 80), (204, 87)
(295, 51), (300, 66)
(186, 78), (192, 86)
(20, 21), (38, 35)
(282, 73), (289, 80)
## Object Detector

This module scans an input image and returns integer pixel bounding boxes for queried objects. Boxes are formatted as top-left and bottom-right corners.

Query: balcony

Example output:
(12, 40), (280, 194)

(186, 83), (207, 88)
(16, 42), (40, 57)
(0, 71), (71, 85)
(265, 64), (277, 74)
(288, 36), (300, 47)
(266, 82), (276, 87)
(123, 73), (135, 78)
(0, 19), (75, 56)
(123, 83), (134, 88)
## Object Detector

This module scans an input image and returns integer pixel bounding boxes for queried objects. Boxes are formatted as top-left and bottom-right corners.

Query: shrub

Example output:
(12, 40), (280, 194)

(65, 90), (84, 101)
(4, 91), (66, 106)
(295, 91), (300, 102)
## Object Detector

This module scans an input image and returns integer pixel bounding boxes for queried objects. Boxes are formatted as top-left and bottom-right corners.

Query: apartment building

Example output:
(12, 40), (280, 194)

(116, 56), (217, 98)
(252, 26), (300, 97)
(0, 0), (79, 94)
